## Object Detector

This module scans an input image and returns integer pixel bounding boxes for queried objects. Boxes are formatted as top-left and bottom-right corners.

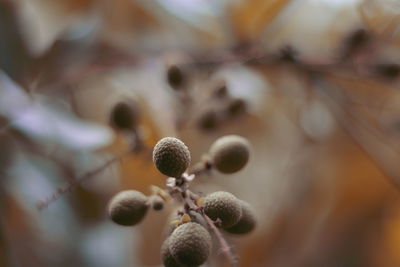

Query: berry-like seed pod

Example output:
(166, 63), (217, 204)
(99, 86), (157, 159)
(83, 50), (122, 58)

(152, 195), (164, 211)
(108, 190), (148, 226)
(167, 65), (185, 90)
(375, 63), (400, 79)
(161, 237), (197, 267)
(197, 109), (218, 131)
(279, 46), (297, 62)
(224, 200), (256, 234)
(213, 84), (228, 99)
(226, 98), (247, 117)
(169, 222), (211, 266)
(161, 238), (183, 267)
(209, 135), (250, 174)
(153, 137), (191, 178)
(109, 100), (139, 130)
(203, 191), (242, 228)
(342, 28), (369, 58)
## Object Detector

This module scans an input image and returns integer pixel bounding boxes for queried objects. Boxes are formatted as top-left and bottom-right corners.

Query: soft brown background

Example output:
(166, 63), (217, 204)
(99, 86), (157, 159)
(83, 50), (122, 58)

(1, 0), (400, 266)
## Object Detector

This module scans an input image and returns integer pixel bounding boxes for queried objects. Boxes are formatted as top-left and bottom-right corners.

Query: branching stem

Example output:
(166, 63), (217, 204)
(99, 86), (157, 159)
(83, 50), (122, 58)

(174, 178), (238, 267)
(201, 212), (239, 267)
(36, 149), (131, 210)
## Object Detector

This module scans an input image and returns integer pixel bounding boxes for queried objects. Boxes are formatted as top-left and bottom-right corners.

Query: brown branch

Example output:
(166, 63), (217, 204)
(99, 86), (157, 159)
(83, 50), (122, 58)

(201, 212), (239, 267)
(317, 77), (400, 192)
(177, 188), (238, 267)
(36, 149), (131, 211)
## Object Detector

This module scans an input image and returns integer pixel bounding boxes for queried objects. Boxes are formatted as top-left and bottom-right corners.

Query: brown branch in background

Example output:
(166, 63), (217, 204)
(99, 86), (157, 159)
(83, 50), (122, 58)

(36, 149), (132, 211)
(316, 77), (400, 192)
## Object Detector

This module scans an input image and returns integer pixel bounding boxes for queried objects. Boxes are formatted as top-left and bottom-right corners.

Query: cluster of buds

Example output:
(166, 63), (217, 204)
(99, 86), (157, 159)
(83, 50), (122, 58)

(107, 135), (256, 266)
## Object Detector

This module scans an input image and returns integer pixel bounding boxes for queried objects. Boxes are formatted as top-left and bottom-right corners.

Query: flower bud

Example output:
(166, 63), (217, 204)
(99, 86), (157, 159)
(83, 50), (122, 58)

(161, 238), (184, 267)
(209, 135), (250, 174)
(169, 222), (211, 266)
(152, 195), (165, 211)
(108, 190), (148, 226)
(167, 65), (186, 90)
(153, 137), (191, 177)
(203, 191), (242, 228)
(224, 200), (256, 234)
(109, 100), (139, 131)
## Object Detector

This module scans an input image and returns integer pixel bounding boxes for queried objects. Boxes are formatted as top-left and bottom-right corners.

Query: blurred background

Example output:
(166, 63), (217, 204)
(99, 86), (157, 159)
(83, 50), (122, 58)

(1, 0), (400, 266)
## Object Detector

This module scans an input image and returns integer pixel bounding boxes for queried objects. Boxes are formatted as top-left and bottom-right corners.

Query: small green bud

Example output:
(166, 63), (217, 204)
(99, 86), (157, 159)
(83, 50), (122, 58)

(108, 190), (148, 226)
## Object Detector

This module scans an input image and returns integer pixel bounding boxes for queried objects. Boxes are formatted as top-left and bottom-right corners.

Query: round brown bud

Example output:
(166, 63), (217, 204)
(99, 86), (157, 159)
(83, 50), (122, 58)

(108, 190), (148, 226)
(109, 100), (139, 131)
(224, 200), (256, 234)
(169, 222), (211, 266)
(226, 98), (247, 117)
(279, 45), (297, 62)
(152, 195), (165, 211)
(213, 84), (228, 99)
(203, 191), (242, 228)
(342, 29), (369, 58)
(161, 238), (184, 267)
(197, 109), (218, 131)
(209, 135), (250, 174)
(167, 65), (185, 90)
(375, 63), (400, 79)
(153, 137), (191, 178)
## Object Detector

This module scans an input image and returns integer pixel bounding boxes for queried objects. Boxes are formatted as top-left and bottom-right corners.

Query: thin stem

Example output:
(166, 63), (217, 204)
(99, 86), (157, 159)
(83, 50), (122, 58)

(36, 149), (131, 211)
(201, 212), (239, 267)
(179, 188), (238, 267)
(189, 161), (210, 177)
